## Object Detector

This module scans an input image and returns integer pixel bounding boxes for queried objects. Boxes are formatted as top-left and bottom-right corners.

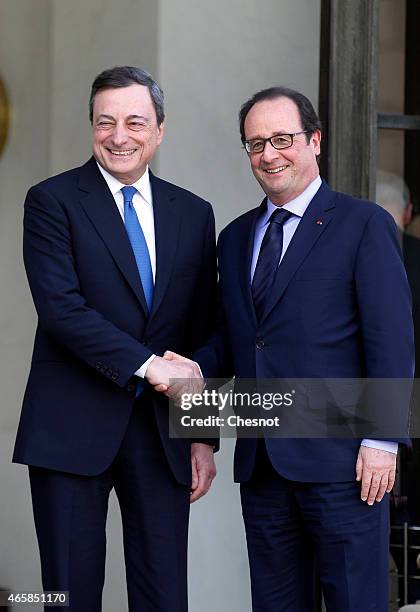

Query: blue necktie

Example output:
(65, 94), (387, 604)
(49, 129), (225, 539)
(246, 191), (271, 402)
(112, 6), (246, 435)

(252, 208), (293, 320)
(121, 186), (154, 312)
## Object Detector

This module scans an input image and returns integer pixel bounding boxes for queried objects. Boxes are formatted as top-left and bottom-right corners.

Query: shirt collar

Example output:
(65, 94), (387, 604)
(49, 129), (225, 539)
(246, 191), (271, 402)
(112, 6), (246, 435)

(260, 175), (322, 226)
(96, 161), (152, 205)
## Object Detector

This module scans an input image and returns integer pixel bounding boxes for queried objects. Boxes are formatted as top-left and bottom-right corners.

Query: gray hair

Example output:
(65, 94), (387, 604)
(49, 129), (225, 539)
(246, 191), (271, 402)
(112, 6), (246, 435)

(376, 169), (410, 212)
(89, 66), (165, 125)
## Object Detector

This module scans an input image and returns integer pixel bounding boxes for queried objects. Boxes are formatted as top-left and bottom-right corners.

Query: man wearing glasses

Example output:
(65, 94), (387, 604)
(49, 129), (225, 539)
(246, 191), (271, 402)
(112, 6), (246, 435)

(167, 87), (414, 610)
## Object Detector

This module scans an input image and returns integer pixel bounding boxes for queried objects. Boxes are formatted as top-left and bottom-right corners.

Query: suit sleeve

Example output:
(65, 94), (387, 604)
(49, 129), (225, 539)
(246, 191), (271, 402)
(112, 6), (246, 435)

(354, 208), (415, 441)
(187, 205), (221, 450)
(354, 208), (414, 378)
(185, 205), (218, 353)
(23, 185), (153, 387)
(193, 229), (234, 379)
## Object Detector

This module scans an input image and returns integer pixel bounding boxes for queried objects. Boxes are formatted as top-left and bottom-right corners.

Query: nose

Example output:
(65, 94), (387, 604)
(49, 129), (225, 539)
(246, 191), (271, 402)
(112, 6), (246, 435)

(110, 123), (129, 146)
(260, 140), (280, 164)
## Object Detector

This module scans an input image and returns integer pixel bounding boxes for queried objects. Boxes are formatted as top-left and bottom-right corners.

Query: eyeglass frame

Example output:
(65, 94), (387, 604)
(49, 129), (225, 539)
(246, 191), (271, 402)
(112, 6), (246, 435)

(243, 130), (311, 155)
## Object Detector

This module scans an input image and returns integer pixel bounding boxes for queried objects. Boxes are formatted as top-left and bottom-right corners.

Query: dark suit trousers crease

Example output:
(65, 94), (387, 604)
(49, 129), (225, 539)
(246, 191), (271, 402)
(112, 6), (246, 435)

(240, 442), (389, 612)
(29, 399), (190, 612)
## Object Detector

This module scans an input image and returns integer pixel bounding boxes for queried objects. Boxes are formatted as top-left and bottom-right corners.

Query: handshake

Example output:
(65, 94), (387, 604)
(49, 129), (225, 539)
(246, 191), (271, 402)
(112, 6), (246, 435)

(145, 351), (204, 403)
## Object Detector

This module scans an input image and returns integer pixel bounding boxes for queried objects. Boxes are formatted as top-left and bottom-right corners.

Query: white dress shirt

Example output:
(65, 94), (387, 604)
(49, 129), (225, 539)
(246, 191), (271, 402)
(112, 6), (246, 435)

(251, 175), (397, 455)
(96, 162), (156, 378)
(251, 176), (322, 279)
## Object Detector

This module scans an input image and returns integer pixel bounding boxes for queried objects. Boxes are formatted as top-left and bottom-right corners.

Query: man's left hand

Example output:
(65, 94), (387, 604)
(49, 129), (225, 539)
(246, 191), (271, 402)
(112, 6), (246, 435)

(190, 443), (216, 503)
(355, 446), (396, 505)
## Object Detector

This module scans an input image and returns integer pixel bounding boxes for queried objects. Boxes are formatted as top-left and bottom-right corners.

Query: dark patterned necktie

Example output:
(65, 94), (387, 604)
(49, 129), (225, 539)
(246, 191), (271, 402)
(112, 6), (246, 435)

(252, 208), (293, 320)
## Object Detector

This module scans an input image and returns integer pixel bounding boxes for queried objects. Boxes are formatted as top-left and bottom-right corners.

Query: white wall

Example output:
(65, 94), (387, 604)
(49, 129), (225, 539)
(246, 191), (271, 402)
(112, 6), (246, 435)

(0, 1), (50, 606)
(158, 0), (321, 231)
(49, 0), (159, 175)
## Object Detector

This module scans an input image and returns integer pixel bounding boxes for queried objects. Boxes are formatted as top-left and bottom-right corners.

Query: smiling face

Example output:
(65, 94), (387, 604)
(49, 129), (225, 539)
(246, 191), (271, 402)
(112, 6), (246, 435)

(92, 83), (164, 184)
(244, 96), (321, 205)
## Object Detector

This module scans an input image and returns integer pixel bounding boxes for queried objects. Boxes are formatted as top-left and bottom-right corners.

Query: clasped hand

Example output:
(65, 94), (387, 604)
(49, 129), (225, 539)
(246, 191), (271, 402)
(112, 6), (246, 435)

(146, 351), (215, 503)
(146, 350), (204, 403)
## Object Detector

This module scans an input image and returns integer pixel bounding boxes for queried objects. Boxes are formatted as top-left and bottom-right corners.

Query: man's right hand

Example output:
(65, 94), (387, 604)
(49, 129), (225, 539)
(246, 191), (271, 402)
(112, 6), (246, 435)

(146, 351), (204, 403)
(145, 354), (203, 402)
(145, 355), (201, 387)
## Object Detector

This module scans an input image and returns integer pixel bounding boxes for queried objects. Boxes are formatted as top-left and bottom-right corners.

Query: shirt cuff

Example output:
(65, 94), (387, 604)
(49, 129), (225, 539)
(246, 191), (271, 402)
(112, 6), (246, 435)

(135, 354), (156, 379)
(361, 439), (398, 454)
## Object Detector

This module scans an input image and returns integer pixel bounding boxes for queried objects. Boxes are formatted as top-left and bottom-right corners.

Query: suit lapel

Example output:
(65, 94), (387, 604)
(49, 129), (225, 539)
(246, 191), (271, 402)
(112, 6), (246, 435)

(148, 172), (181, 321)
(260, 182), (336, 323)
(78, 158), (149, 314)
(238, 202), (267, 327)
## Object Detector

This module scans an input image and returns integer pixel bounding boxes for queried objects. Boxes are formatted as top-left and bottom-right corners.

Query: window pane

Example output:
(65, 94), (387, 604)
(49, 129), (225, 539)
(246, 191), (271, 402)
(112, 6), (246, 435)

(378, 0), (406, 114)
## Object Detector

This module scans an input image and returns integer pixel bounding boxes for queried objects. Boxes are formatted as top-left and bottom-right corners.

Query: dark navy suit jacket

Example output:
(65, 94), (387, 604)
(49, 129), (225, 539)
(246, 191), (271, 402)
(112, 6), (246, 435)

(13, 157), (216, 485)
(197, 181), (414, 483)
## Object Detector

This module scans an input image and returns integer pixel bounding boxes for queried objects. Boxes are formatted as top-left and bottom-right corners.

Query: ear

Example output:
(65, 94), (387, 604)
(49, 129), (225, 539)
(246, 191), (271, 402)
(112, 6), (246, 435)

(156, 121), (165, 145)
(310, 129), (321, 156)
(403, 201), (413, 227)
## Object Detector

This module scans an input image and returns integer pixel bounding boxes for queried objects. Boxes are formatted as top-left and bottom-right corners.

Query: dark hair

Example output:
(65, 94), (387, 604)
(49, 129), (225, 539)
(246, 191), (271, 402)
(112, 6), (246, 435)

(89, 66), (165, 125)
(239, 86), (321, 144)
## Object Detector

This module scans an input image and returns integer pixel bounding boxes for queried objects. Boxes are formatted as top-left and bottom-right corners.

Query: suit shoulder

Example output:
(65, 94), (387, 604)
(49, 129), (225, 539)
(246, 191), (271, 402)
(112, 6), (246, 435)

(31, 166), (81, 191)
(329, 190), (399, 245)
(334, 190), (389, 221)
(27, 165), (83, 197)
(220, 207), (259, 240)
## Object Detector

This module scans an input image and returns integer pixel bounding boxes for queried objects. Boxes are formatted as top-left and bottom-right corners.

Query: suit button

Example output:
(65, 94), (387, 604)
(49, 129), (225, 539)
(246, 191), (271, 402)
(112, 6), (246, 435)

(256, 339), (265, 350)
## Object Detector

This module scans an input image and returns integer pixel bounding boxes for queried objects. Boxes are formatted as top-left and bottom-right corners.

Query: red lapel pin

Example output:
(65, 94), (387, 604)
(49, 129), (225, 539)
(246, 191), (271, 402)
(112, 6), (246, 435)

(316, 219), (323, 225)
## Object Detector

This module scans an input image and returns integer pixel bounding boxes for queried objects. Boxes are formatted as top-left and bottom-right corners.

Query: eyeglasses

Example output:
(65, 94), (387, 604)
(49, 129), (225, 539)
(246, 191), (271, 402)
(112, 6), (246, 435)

(244, 131), (310, 155)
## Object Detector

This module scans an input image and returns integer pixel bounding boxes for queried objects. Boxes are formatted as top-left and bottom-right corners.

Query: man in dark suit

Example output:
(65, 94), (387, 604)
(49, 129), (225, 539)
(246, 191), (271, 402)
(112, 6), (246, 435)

(165, 87), (414, 610)
(13, 66), (217, 612)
